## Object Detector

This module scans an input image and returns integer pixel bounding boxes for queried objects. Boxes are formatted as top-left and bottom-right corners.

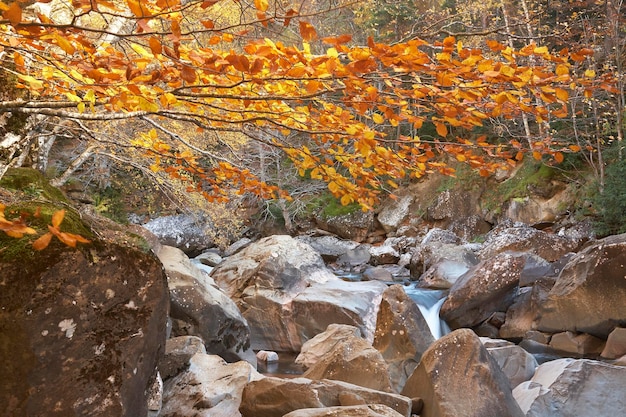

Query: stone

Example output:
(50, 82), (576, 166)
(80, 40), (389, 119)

(369, 239), (401, 265)
(478, 224), (579, 262)
(296, 324), (362, 370)
(377, 194), (414, 234)
(302, 332), (393, 392)
(401, 329), (525, 417)
(601, 327), (626, 359)
(440, 252), (526, 329)
(480, 338), (538, 388)
(160, 353), (263, 417)
(537, 233), (626, 338)
(513, 358), (626, 416)
(239, 377), (412, 417)
(282, 404), (406, 417)
(362, 266), (394, 282)
(314, 209), (374, 242)
(338, 245), (372, 268)
(296, 235), (360, 262)
(409, 233), (478, 282)
(147, 372), (163, 417)
(211, 235), (384, 352)
(499, 288), (535, 339)
(159, 336), (207, 380)
(157, 245), (252, 363)
(0, 242), (169, 417)
(372, 285), (435, 393)
(143, 214), (214, 256)
(549, 331), (605, 356)
(257, 350), (279, 362)
(194, 250), (223, 267)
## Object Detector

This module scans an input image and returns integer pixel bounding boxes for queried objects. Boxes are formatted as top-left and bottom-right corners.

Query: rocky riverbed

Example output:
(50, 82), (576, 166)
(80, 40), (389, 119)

(3, 212), (626, 416)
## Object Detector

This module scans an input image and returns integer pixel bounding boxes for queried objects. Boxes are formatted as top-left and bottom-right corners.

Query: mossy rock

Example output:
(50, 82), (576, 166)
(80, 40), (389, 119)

(0, 200), (94, 263)
(0, 168), (68, 202)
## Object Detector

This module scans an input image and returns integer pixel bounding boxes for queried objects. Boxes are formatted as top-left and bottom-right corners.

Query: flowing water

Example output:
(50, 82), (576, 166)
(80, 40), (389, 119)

(403, 286), (451, 339)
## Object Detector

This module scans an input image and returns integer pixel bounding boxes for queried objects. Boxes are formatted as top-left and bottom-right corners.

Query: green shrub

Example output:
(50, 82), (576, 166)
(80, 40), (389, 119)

(593, 154), (626, 236)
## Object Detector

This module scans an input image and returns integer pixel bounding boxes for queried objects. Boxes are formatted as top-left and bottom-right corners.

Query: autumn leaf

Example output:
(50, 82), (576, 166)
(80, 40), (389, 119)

(32, 232), (53, 251)
(435, 122), (448, 137)
(254, 0), (269, 12)
(299, 21), (317, 42)
(3, 2), (22, 26)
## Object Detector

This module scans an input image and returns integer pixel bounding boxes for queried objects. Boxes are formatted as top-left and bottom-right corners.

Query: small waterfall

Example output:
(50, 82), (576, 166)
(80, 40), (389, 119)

(404, 286), (451, 339)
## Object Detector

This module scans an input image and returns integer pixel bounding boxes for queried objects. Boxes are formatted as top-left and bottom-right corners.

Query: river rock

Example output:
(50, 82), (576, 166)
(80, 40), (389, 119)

(401, 329), (525, 417)
(513, 358), (626, 416)
(480, 338), (538, 388)
(369, 241), (401, 265)
(440, 252), (526, 329)
(601, 327), (626, 359)
(377, 194), (414, 234)
(239, 377), (412, 417)
(296, 235), (360, 262)
(537, 233), (626, 338)
(478, 223), (579, 262)
(143, 214), (214, 256)
(314, 209), (374, 242)
(211, 235), (384, 351)
(159, 336), (207, 380)
(0, 241), (169, 417)
(409, 230), (478, 282)
(283, 404), (406, 417)
(296, 324), (362, 370)
(302, 327), (393, 392)
(157, 245), (252, 363)
(549, 331), (604, 356)
(373, 285), (435, 393)
(160, 353), (263, 417)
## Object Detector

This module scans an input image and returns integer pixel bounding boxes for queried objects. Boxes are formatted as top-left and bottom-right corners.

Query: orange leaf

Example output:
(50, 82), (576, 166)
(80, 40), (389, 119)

(126, 0), (145, 17)
(554, 152), (564, 163)
(51, 209), (65, 228)
(435, 122), (448, 137)
(3, 2), (22, 26)
(532, 151), (542, 161)
(33, 233), (53, 251)
(180, 65), (197, 83)
(569, 145), (581, 152)
(149, 37), (162, 55)
(299, 21), (318, 42)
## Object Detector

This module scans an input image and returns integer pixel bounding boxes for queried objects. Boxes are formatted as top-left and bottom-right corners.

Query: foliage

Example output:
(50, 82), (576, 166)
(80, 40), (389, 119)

(0, 0), (620, 219)
(593, 148), (626, 237)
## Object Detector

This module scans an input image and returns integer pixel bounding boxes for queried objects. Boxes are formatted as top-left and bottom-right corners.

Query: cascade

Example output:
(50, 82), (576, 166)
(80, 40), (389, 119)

(403, 286), (451, 339)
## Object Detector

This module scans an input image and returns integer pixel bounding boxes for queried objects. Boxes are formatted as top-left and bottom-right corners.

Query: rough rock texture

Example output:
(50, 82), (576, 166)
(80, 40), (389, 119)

(426, 190), (482, 235)
(480, 338), (538, 389)
(513, 358), (626, 416)
(601, 327), (626, 359)
(548, 331), (604, 356)
(157, 245), (251, 362)
(314, 210), (374, 242)
(440, 252), (526, 329)
(499, 288), (535, 339)
(409, 230), (478, 282)
(158, 336), (207, 380)
(239, 377), (412, 417)
(283, 404), (406, 417)
(0, 242), (169, 417)
(478, 224), (579, 262)
(537, 233), (626, 338)
(373, 285), (435, 393)
(296, 235), (360, 262)
(160, 353), (263, 417)
(296, 324), (363, 370)
(143, 214), (214, 256)
(377, 194), (414, 234)
(211, 235), (385, 351)
(401, 329), (525, 417)
(302, 327), (393, 392)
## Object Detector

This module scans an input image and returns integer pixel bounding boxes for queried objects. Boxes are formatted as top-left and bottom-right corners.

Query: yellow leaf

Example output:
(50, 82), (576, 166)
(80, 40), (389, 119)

(328, 181), (340, 193)
(254, 0), (269, 12)
(17, 74), (44, 90)
(327, 47), (339, 58)
(584, 69), (596, 78)
(455, 154), (466, 162)
(131, 43), (153, 58)
(372, 113), (384, 124)
(54, 34), (75, 55)
(340, 194), (353, 206)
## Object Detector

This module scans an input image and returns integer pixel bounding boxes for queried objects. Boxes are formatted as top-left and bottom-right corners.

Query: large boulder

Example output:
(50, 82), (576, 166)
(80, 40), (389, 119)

(0, 240), (169, 417)
(239, 377), (413, 417)
(537, 233), (626, 338)
(143, 214), (214, 256)
(478, 223), (579, 262)
(513, 358), (626, 417)
(301, 326), (393, 392)
(372, 285), (435, 393)
(158, 336), (207, 380)
(211, 235), (385, 351)
(440, 252), (526, 329)
(480, 338), (538, 389)
(314, 210), (374, 242)
(283, 404), (406, 417)
(296, 324), (362, 370)
(401, 329), (525, 417)
(157, 245), (251, 363)
(160, 353), (263, 417)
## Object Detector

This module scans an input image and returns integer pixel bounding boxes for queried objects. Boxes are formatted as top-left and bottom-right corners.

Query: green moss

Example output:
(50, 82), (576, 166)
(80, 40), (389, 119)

(0, 168), (68, 202)
(302, 192), (361, 219)
(0, 201), (93, 262)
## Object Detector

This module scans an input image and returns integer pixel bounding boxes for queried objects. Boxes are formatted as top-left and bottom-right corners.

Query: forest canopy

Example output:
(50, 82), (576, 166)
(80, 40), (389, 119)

(0, 0), (623, 214)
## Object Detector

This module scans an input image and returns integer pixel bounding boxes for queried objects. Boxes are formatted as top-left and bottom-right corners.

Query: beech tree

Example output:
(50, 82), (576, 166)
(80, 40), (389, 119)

(0, 0), (619, 214)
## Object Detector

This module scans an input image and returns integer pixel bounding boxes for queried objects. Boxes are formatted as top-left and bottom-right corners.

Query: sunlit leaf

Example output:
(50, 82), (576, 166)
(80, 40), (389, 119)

(33, 233), (53, 251)
(51, 210), (65, 228)
(254, 0), (269, 12)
